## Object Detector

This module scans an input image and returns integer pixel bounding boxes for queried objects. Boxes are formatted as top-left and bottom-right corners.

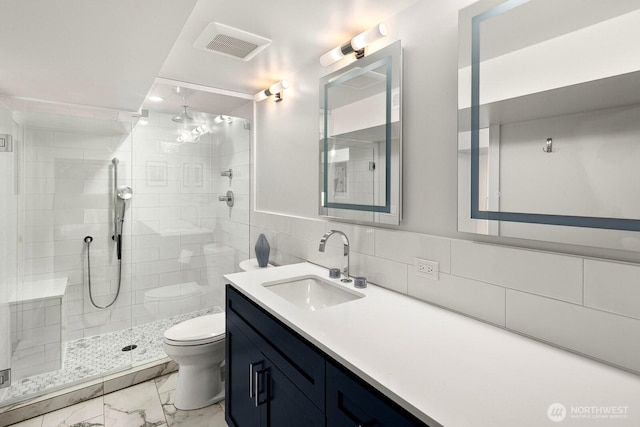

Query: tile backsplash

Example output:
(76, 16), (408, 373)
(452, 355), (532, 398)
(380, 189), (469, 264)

(250, 210), (640, 375)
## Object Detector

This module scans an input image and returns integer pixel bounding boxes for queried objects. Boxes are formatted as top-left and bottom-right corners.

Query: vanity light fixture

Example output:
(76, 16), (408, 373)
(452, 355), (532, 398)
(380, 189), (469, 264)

(148, 96), (164, 102)
(319, 23), (388, 67)
(254, 80), (289, 102)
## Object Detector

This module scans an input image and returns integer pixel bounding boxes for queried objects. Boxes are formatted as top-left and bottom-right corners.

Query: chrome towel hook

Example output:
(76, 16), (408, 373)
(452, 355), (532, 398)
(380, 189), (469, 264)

(543, 137), (553, 153)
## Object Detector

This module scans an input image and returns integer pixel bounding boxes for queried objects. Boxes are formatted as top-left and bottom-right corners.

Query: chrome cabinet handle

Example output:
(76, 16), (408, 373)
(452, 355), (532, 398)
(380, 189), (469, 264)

(249, 362), (259, 398)
(255, 369), (269, 407)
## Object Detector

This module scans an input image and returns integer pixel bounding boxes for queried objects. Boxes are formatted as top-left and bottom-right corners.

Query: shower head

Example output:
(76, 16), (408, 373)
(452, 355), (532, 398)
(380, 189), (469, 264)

(117, 185), (133, 201)
(172, 105), (194, 123)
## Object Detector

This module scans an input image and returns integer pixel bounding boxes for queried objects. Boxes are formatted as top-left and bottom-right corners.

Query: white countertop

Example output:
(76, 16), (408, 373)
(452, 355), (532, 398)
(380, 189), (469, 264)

(225, 262), (640, 427)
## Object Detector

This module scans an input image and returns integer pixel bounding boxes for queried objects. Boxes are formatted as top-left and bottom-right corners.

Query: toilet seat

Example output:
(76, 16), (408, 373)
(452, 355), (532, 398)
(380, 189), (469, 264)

(164, 313), (225, 346)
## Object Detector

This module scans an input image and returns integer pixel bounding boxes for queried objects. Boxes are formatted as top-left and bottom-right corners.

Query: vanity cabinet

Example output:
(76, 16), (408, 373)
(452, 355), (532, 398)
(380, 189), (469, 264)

(226, 285), (325, 427)
(226, 284), (430, 427)
(326, 362), (423, 427)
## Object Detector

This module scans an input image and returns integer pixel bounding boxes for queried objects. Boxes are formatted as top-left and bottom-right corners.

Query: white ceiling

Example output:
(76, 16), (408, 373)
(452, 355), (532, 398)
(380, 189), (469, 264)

(0, 0), (419, 115)
(0, 0), (197, 112)
(158, 0), (419, 95)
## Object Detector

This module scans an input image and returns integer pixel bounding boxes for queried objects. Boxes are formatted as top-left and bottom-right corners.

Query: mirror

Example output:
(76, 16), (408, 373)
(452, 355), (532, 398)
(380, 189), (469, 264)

(319, 40), (402, 225)
(458, 0), (640, 251)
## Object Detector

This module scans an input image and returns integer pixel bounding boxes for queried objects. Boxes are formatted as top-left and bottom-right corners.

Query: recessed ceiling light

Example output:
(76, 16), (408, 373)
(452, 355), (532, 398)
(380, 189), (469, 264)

(148, 96), (164, 102)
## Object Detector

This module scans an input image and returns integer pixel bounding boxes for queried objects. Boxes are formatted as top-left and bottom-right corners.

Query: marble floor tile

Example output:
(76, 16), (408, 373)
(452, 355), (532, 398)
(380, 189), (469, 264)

(153, 373), (177, 396)
(67, 414), (104, 426)
(6, 417), (42, 427)
(41, 397), (103, 427)
(159, 390), (227, 427)
(103, 381), (166, 427)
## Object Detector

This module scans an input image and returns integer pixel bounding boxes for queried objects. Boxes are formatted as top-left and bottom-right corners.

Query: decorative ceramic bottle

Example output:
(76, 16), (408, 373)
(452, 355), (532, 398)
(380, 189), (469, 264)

(255, 233), (270, 267)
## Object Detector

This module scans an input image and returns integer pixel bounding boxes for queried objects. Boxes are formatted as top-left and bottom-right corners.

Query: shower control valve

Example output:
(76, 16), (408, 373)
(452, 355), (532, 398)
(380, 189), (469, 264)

(219, 190), (234, 207)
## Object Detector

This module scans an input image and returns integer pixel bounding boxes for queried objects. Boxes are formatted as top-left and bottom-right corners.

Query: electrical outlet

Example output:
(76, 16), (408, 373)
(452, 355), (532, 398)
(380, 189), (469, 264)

(414, 257), (439, 280)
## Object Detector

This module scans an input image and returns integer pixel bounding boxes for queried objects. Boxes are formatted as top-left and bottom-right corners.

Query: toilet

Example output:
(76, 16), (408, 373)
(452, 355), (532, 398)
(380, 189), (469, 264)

(162, 258), (271, 410)
(162, 313), (226, 410)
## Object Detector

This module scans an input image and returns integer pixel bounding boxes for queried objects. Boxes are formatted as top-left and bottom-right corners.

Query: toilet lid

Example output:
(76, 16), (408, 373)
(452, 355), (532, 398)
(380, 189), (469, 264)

(164, 313), (225, 345)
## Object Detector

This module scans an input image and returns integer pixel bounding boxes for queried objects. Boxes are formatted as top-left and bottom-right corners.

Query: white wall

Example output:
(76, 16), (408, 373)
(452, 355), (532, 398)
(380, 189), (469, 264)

(499, 106), (640, 219)
(257, 0), (471, 236)
(252, 0), (640, 375)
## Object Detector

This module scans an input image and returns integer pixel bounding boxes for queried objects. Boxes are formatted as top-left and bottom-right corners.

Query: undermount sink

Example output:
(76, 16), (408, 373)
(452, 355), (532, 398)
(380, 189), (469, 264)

(262, 275), (364, 311)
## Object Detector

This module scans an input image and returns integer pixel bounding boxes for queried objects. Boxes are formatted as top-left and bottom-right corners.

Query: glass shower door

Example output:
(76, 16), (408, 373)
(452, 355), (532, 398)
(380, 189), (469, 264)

(0, 102), (136, 408)
(0, 106), (18, 399)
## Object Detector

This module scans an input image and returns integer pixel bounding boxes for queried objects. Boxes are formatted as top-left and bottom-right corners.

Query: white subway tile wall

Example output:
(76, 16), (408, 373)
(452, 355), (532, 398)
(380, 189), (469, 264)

(9, 298), (62, 379)
(584, 259), (640, 320)
(251, 211), (640, 375)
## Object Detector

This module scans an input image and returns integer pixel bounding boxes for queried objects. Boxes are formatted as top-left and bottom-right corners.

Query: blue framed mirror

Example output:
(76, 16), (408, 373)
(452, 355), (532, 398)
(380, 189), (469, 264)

(319, 40), (402, 225)
(458, 0), (640, 250)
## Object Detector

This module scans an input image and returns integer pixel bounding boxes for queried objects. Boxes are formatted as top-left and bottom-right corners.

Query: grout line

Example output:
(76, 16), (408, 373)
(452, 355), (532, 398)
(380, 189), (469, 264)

(581, 257), (585, 306)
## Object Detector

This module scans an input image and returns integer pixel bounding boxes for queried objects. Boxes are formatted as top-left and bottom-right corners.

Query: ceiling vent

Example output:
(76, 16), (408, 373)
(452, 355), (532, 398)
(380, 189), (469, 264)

(335, 68), (387, 90)
(194, 22), (271, 61)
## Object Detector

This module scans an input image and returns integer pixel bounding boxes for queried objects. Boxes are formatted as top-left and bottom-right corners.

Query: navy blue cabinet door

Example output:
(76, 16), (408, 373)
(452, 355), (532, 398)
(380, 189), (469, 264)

(264, 360), (324, 427)
(326, 363), (429, 427)
(226, 307), (324, 427)
(226, 319), (263, 427)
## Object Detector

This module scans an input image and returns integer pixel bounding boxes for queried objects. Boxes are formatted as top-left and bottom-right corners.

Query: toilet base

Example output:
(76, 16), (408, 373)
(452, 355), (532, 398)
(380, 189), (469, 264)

(175, 383), (225, 411)
(174, 363), (225, 410)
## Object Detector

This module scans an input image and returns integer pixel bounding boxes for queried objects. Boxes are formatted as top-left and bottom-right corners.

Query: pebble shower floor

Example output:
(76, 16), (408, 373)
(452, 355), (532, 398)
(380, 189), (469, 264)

(1, 307), (221, 404)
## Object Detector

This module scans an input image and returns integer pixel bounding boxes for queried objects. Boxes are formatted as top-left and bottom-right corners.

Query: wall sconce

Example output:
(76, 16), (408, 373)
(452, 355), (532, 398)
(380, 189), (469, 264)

(254, 80), (289, 102)
(319, 23), (388, 67)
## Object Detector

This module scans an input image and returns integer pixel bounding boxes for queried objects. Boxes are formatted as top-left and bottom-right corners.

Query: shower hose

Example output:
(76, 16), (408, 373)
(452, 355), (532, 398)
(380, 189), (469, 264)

(84, 235), (123, 309)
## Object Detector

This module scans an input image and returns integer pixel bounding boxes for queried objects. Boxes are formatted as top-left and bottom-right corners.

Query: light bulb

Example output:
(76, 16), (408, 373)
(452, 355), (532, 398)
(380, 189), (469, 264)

(351, 23), (388, 51)
(268, 80), (289, 95)
(320, 46), (346, 67)
(254, 90), (269, 102)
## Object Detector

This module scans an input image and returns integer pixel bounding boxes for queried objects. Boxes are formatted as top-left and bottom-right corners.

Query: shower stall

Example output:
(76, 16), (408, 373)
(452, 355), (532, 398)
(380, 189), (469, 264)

(0, 90), (251, 408)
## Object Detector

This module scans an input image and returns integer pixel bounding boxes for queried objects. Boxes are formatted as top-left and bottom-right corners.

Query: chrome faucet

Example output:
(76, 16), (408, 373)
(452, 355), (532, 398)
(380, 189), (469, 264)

(318, 230), (352, 283)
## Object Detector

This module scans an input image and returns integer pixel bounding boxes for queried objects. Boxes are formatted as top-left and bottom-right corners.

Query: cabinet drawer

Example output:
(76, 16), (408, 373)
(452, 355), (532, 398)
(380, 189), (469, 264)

(226, 285), (325, 408)
(327, 362), (430, 427)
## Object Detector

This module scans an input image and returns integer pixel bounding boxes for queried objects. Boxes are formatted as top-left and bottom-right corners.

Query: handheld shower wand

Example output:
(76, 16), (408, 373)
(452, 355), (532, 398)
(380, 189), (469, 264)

(111, 158), (132, 260)
(85, 158), (133, 309)
(115, 185), (132, 260)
